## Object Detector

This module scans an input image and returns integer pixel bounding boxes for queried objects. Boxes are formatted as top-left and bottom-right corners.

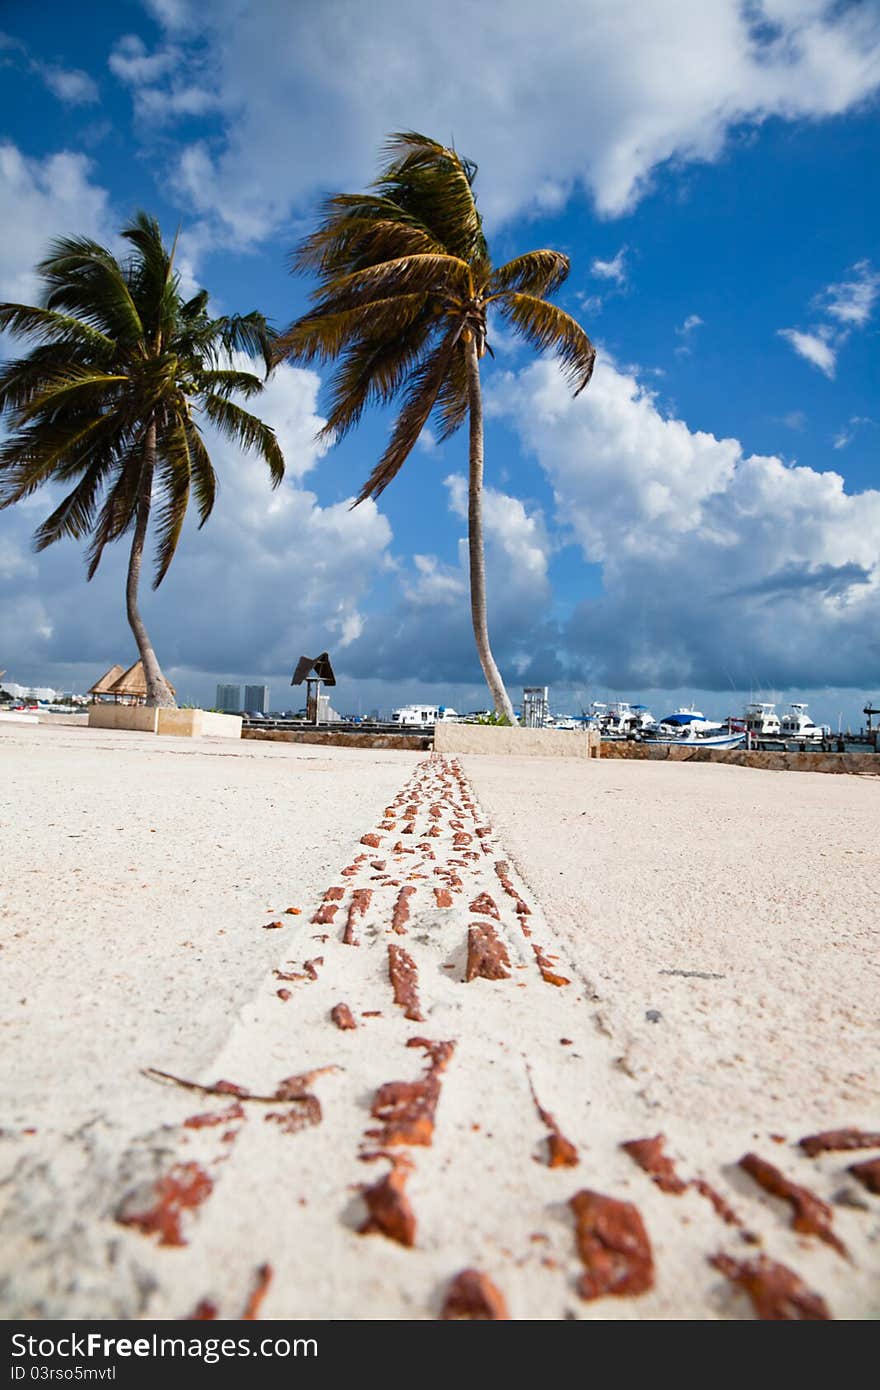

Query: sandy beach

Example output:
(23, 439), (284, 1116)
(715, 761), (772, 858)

(1, 723), (877, 1320)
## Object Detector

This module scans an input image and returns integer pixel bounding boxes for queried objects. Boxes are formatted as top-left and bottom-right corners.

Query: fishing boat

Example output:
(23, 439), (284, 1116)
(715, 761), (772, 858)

(640, 707), (745, 749)
(744, 702), (782, 738)
(598, 702), (657, 740)
(778, 703), (827, 743)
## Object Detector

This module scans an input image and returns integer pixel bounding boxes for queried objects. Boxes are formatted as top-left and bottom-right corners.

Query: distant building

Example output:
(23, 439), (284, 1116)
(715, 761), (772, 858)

(3, 682), (64, 703)
(216, 683), (242, 713)
(244, 684), (269, 714)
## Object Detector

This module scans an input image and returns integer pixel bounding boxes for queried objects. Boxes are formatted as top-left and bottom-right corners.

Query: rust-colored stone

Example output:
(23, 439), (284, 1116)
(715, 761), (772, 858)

(440, 1269), (509, 1320)
(739, 1153), (846, 1256)
(359, 1156), (416, 1247)
(242, 1263), (273, 1320)
(187, 1299), (218, 1320)
(284, 907), (302, 915)
(469, 891), (500, 919)
(692, 1179), (743, 1228)
(570, 1189), (654, 1300)
(388, 944), (424, 1021)
(276, 988), (291, 1001)
(533, 944), (571, 987)
(848, 1157), (880, 1194)
(621, 1135), (687, 1194)
(710, 1252), (830, 1320)
(360, 833), (382, 848)
(434, 887), (453, 908)
(391, 884), (416, 934)
(466, 921), (511, 982)
(264, 1097), (322, 1133)
(452, 831), (472, 847)
(799, 1128), (880, 1157)
(529, 1076), (578, 1168)
(117, 1162), (214, 1247)
(344, 889), (372, 946)
(367, 1038), (455, 1147)
(324, 886), (345, 901)
(184, 1101), (245, 1131)
(303, 956), (323, 980)
(331, 1002), (357, 1030)
(311, 903), (338, 925)
(262, 920), (284, 930)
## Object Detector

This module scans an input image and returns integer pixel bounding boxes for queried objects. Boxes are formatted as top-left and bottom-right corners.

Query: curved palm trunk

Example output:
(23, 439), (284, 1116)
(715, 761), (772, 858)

(464, 336), (518, 725)
(127, 422), (177, 709)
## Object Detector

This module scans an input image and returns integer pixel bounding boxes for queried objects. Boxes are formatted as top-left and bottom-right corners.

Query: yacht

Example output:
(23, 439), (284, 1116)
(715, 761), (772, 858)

(390, 704), (459, 726)
(779, 703), (827, 743)
(744, 702), (782, 739)
(598, 702), (657, 740)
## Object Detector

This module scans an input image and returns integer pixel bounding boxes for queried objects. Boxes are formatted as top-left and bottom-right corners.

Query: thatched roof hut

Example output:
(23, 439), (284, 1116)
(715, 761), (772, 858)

(89, 661), (175, 704)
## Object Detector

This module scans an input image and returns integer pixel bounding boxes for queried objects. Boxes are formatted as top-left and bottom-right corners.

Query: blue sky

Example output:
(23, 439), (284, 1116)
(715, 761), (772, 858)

(1, 0), (879, 724)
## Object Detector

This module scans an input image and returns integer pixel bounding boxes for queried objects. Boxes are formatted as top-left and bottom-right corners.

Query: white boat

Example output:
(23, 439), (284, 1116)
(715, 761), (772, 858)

(598, 701), (657, 740)
(641, 707), (745, 749)
(744, 702), (782, 738)
(390, 704), (459, 726)
(778, 703), (827, 743)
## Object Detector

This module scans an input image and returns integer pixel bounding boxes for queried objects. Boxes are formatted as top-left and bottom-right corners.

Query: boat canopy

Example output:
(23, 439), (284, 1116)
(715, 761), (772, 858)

(662, 713), (702, 725)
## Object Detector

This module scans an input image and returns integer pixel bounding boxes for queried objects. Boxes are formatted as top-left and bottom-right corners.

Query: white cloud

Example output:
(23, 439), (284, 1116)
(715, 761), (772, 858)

(0, 142), (113, 302)
(674, 312), (704, 354)
(777, 327), (837, 377)
(118, 0), (880, 246)
(38, 65), (99, 105)
(490, 356), (880, 688)
(108, 34), (180, 86)
(818, 259), (880, 327)
(591, 248), (627, 283)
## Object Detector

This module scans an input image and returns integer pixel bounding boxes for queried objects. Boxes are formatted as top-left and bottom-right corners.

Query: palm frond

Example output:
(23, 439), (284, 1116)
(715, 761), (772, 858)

(355, 323), (462, 503)
(273, 292), (430, 366)
(33, 460), (108, 549)
(183, 417), (218, 526)
(487, 250), (570, 298)
(194, 367), (264, 399)
(309, 252), (470, 309)
(15, 367), (128, 421)
(319, 315), (436, 441)
(152, 418), (192, 587)
(215, 311), (276, 375)
(38, 235), (144, 344)
(496, 293), (596, 394)
(378, 132), (487, 262)
(0, 303), (115, 355)
(200, 394), (284, 485)
(433, 340), (469, 442)
(85, 449), (143, 579)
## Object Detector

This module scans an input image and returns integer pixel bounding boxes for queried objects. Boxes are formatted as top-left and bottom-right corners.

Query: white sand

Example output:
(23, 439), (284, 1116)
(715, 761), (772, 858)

(0, 726), (877, 1319)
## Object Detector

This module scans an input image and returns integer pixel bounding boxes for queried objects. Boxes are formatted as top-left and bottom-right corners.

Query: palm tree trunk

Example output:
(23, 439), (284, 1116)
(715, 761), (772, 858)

(127, 422), (177, 708)
(464, 335), (518, 725)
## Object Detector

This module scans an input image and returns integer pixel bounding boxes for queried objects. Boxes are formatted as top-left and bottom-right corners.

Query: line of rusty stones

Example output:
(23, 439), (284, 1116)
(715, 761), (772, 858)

(115, 755), (879, 1319)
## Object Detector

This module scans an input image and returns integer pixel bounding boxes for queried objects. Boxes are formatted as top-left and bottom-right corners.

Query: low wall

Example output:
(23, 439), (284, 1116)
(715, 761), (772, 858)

(38, 712), (88, 726)
(243, 728), (430, 751)
(600, 740), (880, 775)
(88, 705), (241, 739)
(157, 708), (242, 739)
(433, 722), (599, 759)
(88, 704), (158, 733)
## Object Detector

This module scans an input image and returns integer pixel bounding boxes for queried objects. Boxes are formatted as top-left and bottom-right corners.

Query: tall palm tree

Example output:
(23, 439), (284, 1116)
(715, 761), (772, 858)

(0, 213), (284, 707)
(276, 132), (595, 723)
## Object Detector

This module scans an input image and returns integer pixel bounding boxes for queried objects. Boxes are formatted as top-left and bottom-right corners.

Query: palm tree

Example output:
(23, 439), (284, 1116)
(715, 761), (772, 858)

(0, 213), (284, 707)
(276, 132), (595, 723)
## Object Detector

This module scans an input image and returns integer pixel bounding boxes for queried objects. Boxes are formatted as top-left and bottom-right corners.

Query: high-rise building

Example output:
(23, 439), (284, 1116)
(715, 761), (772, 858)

(216, 683), (241, 713)
(244, 684), (269, 713)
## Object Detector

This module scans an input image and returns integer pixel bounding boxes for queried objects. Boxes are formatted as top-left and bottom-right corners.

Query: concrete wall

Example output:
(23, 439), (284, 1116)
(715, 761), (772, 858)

(88, 705), (241, 739)
(157, 708), (242, 740)
(600, 740), (880, 776)
(38, 712), (88, 726)
(243, 728), (430, 751)
(433, 722), (599, 759)
(88, 704), (158, 733)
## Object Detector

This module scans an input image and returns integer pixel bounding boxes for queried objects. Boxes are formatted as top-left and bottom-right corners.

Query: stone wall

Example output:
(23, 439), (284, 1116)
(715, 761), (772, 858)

(242, 728), (431, 751)
(88, 705), (242, 739)
(433, 721), (600, 759)
(600, 740), (879, 775)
